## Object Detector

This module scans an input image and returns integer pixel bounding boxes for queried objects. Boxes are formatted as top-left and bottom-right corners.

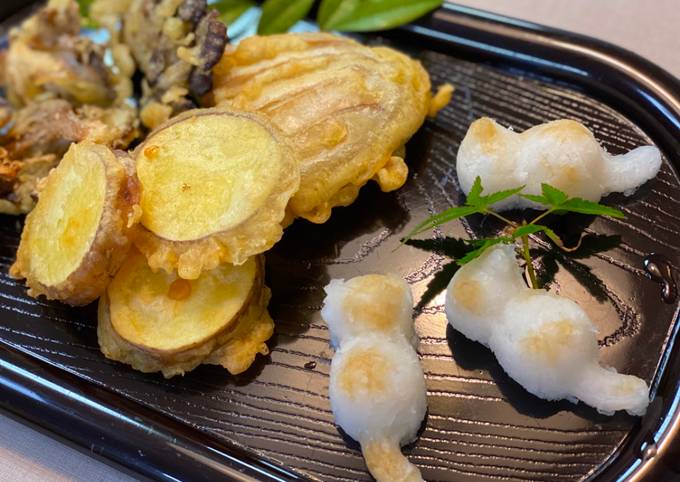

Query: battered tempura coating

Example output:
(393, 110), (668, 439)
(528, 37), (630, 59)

(211, 33), (437, 224)
(0, 99), (139, 215)
(4, 0), (116, 107)
(11, 142), (140, 305)
(132, 108), (299, 279)
(98, 252), (273, 378)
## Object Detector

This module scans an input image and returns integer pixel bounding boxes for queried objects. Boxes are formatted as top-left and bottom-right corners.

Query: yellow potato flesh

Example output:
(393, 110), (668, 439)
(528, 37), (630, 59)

(25, 144), (107, 286)
(108, 250), (257, 352)
(137, 114), (284, 241)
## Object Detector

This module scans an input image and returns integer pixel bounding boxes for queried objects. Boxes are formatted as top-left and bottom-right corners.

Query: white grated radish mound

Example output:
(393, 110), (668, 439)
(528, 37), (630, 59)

(322, 275), (426, 482)
(456, 117), (662, 211)
(445, 245), (649, 416)
(321, 274), (416, 348)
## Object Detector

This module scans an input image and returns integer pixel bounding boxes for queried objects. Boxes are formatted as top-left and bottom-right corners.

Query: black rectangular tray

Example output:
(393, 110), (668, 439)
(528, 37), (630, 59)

(1, 2), (680, 481)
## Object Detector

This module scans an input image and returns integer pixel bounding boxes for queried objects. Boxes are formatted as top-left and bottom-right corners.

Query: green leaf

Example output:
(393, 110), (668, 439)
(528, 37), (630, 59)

(512, 223), (562, 244)
(402, 177), (525, 241)
(541, 183), (568, 205)
(78, 0), (93, 18)
(521, 183), (625, 219)
(519, 193), (548, 204)
(213, 0), (255, 25)
(258, 0), (315, 35)
(402, 205), (480, 241)
(456, 238), (510, 265)
(317, 0), (344, 27)
(464, 176), (523, 210)
(317, 0), (443, 32)
(466, 176), (484, 206)
(77, 0), (98, 27)
(513, 223), (583, 252)
(518, 185), (567, 207)
(511, 224), (547, 238)
(483, 185), (526, 207)
(557, 198), (625, 218)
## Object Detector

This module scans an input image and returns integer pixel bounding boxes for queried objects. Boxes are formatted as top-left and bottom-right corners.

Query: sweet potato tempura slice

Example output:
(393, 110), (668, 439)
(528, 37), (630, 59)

(11, 141), (140, 305)
(211, 33), (451, 224)
(132, 108), (299, 279)
(98, 251), (273, 378)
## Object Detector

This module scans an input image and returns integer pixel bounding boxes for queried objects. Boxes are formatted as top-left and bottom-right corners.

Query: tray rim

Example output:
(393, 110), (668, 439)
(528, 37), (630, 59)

(1, 2), (679, 481)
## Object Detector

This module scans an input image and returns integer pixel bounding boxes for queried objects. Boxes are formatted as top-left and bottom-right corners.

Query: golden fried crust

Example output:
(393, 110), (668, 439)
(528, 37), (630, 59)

(0, 99), (139, 216)
(97, 255), (274, 378)
(5, 0), (115, 107)
(211, 32), (433, 223)
(10, 142), (140, 305)
(132, 108), (299, 279)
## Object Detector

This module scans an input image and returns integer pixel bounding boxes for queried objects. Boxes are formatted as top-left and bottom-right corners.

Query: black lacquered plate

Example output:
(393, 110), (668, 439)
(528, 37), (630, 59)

(1, 2), (680, 481)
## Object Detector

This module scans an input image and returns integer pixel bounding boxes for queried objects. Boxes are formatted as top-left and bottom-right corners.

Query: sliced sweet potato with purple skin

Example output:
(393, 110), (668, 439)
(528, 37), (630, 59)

(132, 107), (299, 280)
(98, 252), (274, 378)
(10, 141), (140, 306)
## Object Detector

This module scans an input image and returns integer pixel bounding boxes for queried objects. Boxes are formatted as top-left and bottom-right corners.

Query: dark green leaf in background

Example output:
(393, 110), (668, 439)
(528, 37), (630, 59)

(258, 0), (315, 34)
(77, 0), (93, 18)
(212, 0), (256, 25)
(77, 0), (98, 28)
(317, 0), (344, 28)
(318, 0), (443, 32)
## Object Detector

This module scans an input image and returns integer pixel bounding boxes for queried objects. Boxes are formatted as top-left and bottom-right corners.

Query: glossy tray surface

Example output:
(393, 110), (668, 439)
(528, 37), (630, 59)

(1, 3), (680, 481)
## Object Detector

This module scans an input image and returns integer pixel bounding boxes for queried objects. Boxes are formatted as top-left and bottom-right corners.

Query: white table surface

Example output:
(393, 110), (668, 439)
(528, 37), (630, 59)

(0, 1), (677, 481)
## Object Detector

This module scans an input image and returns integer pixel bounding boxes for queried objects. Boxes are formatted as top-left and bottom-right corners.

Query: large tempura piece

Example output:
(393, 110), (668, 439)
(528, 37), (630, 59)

(10, 142), (140, 305)
(457, 118), (662, 211)
(92, 0), (228, 129)
(0, 0), (139, 215)
(211, 33), (442, 224)
(445, 245), (650, 416)
(132, 108), (299, 279)
(4, 0), (116, 107)
(98, 252), (273, 378)
(322, 275), (426, 482)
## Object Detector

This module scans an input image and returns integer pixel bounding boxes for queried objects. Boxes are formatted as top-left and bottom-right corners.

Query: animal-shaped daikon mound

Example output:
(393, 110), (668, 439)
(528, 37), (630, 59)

(322, 275), (426, 482)
(445, 245), (649, 416)
(322, 274), (417, 347)
(456, 118), (662, 211)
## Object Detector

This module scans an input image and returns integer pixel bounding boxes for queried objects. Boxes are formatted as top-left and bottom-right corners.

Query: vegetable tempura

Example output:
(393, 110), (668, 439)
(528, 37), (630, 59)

(11, 142), (140, 305)
(211, 33), (449, 224)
